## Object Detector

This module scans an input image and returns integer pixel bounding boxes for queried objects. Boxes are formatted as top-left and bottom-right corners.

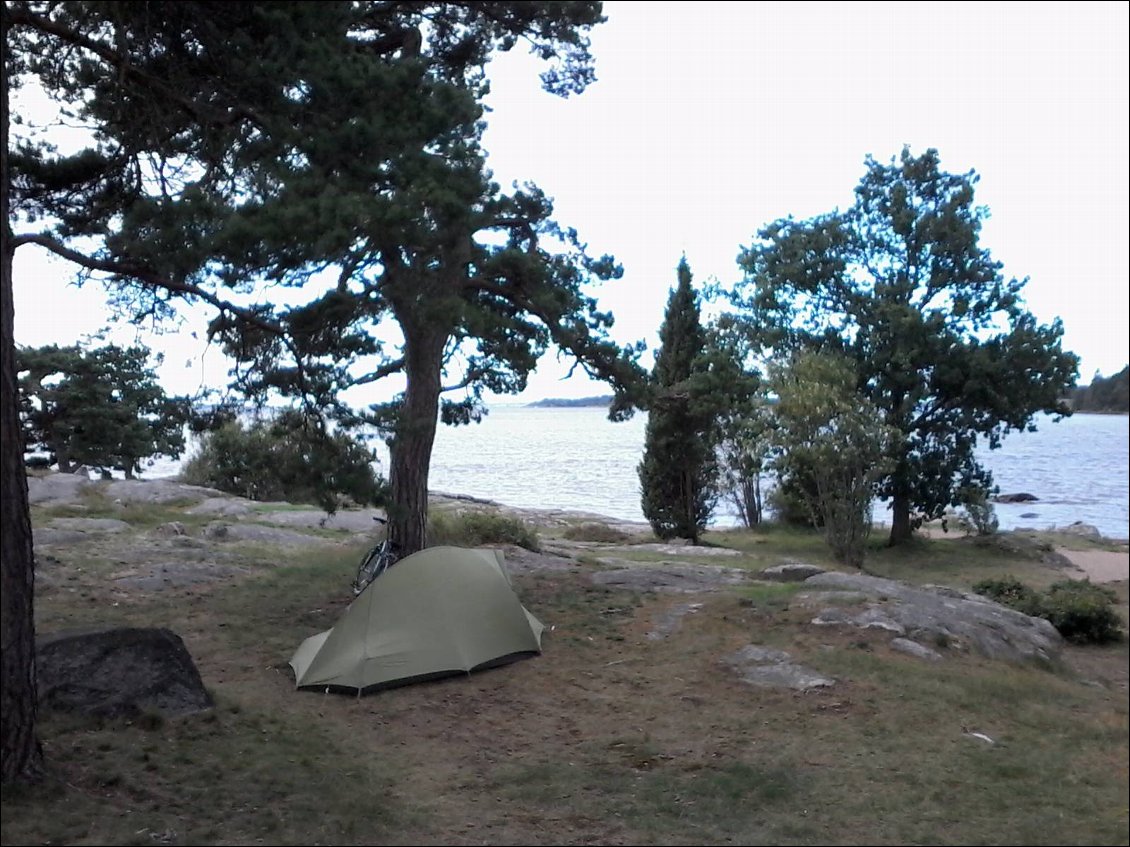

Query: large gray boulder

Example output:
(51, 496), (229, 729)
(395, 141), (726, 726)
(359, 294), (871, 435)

(37, 627), (214, 718)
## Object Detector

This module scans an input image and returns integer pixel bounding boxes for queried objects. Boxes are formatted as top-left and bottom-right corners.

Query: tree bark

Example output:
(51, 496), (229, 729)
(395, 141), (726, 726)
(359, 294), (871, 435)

(1, 27), (45, 781)
(386, 323), (446, 556)
(888, 469), (913, 545)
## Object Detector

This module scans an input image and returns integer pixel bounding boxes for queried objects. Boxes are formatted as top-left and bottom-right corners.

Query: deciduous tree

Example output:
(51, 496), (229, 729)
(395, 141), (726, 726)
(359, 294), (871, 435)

(767, 351), (895, 567)
(729, 148), (1079, 545)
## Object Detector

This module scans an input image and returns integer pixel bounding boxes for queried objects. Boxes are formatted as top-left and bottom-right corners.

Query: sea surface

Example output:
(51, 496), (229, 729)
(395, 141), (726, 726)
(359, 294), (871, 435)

(149, 406), (1129, 540)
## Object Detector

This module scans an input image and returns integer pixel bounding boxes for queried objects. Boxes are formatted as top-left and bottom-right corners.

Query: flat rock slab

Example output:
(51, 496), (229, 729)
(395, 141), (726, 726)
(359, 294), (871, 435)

(185, 498), (254, 517)
(204, 522), (342, 547)
(100, 479), (224, 505)
(498, 546), (580, 575)
(33, 528), (93, 547)
(591, 560), (751, 593)
(624, 543), (744, 557)
(647, 602), (704, 640)
(258, 508), (388, 533)
(49, 517), (131, 533)
(760, 563), (826, 582)
(722, 645), (835, 691)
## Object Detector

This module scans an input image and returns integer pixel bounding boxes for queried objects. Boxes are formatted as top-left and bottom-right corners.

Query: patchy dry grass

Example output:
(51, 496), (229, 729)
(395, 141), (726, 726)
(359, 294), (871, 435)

(3, 508), (1127, 846)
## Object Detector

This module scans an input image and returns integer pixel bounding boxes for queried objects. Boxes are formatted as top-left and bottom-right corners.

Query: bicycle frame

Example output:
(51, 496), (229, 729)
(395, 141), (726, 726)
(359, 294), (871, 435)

(350, 516), (399, 596)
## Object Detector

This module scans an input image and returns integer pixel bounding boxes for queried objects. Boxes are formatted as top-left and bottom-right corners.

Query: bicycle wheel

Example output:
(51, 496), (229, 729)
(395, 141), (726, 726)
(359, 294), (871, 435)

(351, 546), (384, 595)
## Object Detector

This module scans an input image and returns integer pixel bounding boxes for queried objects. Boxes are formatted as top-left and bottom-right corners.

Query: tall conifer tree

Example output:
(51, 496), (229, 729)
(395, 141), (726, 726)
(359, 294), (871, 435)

(638, 257), (717, 542)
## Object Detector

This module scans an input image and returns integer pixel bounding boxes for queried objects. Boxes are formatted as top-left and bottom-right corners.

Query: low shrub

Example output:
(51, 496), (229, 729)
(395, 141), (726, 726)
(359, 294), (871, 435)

(955, 485), (999, 537)
(973, 575), (1124, 645)
(428, 510), (540, 552)
(1041, 580), (1123, 644)
(971, 575), (1044, 616)
(562, 522), (631, 543)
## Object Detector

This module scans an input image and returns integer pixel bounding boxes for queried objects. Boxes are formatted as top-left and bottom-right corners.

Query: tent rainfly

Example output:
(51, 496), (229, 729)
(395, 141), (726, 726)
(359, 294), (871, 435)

(289, 546), (544, 694)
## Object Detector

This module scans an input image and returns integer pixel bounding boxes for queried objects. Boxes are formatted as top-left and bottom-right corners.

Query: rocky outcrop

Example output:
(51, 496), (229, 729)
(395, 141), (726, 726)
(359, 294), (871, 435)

(100, 479), (225, 505)
(27, 472), (92, 504)
(797, 572), (1063, 663)
(24, 474), (1087, 679)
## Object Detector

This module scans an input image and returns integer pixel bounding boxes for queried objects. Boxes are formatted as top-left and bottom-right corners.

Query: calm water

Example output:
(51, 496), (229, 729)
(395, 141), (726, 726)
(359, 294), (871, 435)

(423, 406), (1130, 539)
(152, 406), (1129, 540)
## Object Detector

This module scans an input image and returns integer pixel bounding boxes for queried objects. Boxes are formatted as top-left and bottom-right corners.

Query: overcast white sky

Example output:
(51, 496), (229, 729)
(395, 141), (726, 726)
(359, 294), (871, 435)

(12, 0), (1129, 403)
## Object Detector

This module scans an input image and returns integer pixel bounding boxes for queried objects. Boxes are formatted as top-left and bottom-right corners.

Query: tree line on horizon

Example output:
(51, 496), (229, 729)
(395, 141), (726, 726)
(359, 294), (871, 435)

(1070, 366), (1129, 413)
(0, 1), (1081, 785)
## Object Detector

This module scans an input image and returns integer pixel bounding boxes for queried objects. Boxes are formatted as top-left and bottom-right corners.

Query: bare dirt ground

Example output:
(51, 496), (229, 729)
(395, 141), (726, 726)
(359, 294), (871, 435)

(1056, 547), (1130, 582)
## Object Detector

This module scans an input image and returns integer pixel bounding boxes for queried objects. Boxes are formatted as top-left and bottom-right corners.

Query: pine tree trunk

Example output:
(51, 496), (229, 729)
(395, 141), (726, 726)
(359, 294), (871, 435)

(889, 476), (913, 545)
(682, 468), (698, 544)
(1, 38), (44, 781)
(386, 326), (446, 556)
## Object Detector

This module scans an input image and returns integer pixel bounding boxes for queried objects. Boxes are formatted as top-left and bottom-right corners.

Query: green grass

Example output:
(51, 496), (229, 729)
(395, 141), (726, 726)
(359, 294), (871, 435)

(427, 508), (541, 551)
(1, 698), (406, 846)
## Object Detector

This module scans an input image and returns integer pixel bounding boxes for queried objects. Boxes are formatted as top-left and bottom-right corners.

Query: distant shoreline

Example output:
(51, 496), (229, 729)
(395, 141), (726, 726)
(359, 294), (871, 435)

(525, 395), (612, 408)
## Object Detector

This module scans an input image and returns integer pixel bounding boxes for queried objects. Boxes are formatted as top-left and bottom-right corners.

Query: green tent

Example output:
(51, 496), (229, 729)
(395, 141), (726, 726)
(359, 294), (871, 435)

(289, 546), (544, 694)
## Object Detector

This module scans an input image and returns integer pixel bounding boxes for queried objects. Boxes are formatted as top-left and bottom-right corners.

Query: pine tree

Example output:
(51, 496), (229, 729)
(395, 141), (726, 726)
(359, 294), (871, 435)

(2, 0), (637, 785)
(638, 258), (718, 543)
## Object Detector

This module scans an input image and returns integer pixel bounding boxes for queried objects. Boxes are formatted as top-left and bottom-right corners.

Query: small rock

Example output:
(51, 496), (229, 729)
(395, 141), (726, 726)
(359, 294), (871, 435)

(890, 637), (944, 662)
(722, 645), (835, 691)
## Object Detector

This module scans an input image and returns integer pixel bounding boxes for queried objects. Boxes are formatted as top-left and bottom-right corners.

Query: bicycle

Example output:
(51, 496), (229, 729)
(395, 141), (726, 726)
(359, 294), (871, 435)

(350, 516), (400, 596)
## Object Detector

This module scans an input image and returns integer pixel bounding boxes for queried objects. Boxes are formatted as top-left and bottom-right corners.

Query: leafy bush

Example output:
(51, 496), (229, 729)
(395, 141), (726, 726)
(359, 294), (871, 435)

(766, 352), (896, 568)
(971, 575), (1044, 616)
(765, 478), (819, 528)
(973, 575), (1124, 644)
(179, 410), (384, 512)
(956, 485), (999, 537)
(1041, 581), (1123, 644)
(562, 522), (632, 543)
(428, 510), (540, 552)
